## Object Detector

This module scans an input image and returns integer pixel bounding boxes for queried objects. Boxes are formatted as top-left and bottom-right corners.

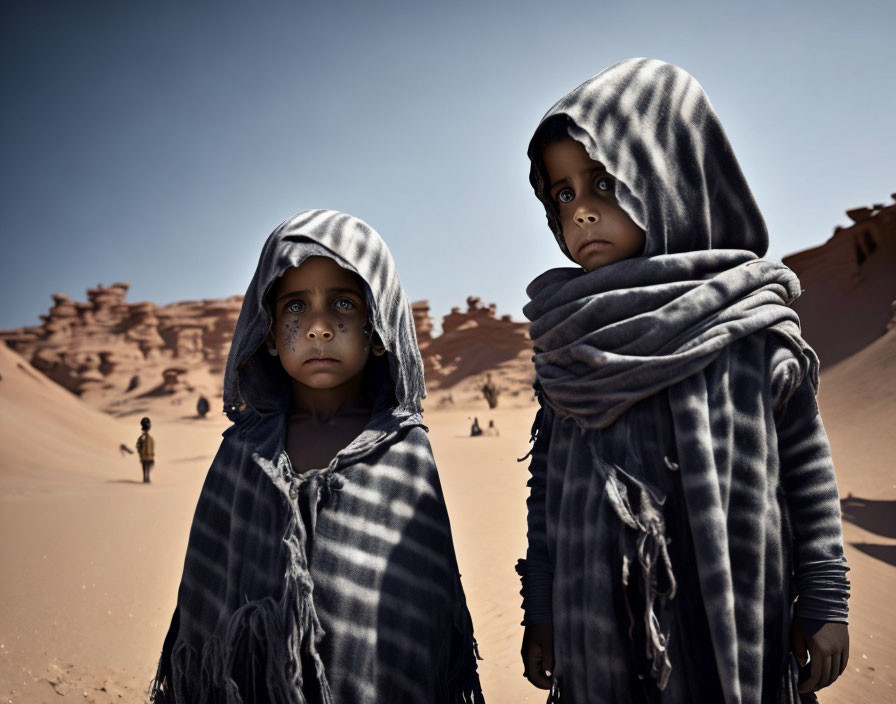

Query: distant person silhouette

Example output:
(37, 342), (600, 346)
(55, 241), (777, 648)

(481, 373), (499, 409)
(470, 417), (483, 437)
(196, 395), (210, 418)
(136, 417), (155, 483)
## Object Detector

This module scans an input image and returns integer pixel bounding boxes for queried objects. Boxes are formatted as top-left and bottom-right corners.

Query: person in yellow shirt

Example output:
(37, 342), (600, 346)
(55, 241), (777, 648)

(136, 416), (154, 484)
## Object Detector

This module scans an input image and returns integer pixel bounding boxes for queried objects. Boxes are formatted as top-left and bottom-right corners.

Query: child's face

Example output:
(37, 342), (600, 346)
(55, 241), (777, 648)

(542, 138), (645, 271)
(268, 257), (372, 392)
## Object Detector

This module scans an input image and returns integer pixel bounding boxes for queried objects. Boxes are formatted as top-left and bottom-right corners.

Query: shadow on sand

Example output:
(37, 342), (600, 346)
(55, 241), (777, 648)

(849, 543), (896, 568)
(840, 497), (896, 539)
(106, 478), (147, 485)
(109, 407), (151, 419)
(172, 455), (212, 464)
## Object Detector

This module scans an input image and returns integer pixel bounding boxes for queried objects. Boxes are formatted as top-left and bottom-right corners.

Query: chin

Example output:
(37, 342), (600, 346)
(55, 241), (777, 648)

(297, 376), (348, 390)
(580, 254), (624, 271)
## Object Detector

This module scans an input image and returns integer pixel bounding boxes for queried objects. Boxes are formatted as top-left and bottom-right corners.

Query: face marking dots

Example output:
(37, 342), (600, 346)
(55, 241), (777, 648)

(283, 320), (302, 353)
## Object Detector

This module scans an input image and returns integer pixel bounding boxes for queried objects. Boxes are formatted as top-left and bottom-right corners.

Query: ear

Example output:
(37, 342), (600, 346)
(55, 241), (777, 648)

(371, 331), (385, 357)
(265, 332), (278, 356)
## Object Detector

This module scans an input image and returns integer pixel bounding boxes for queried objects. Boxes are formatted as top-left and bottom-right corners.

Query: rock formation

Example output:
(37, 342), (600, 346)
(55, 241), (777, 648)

(9, 188), (892, 413)
(415, 296), (532, 396)
(8, 187), (892, 414)
(1, 285), (534, 411)
(0, 283), (243, 406)
(412, 301), (433, 347)
(783, 194), (896, 367)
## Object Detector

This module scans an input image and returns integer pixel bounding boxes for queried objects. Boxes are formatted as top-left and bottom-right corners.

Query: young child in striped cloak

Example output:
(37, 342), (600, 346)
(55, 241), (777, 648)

(516, 59), (850, 704)
(152, 210), (484, 703)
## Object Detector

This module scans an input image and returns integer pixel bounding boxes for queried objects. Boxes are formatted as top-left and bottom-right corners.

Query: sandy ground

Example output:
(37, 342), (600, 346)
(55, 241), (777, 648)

(1, 338), (894, 702)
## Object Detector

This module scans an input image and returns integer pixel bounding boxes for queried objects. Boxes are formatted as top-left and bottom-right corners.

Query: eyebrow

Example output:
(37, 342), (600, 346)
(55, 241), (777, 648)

(549, 166), (607, 191)
(275, 286), (363, 303)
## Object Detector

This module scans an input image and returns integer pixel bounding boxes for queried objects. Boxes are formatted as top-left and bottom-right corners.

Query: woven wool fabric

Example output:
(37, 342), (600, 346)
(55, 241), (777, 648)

(152, 210), (484, 703)
(517, 59), (849, 704)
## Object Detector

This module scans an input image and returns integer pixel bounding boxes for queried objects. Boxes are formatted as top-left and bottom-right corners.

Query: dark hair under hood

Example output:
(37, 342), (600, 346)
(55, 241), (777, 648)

(528, 57), (768, 261)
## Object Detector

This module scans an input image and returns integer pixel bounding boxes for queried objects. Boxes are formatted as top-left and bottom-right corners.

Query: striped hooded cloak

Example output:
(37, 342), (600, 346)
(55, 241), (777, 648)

(152, 210), (483, 703)
(517, 59), (849, 704)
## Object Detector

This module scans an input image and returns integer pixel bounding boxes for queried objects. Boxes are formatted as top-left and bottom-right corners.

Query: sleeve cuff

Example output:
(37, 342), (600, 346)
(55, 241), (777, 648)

(794, 558), (850, 622)
(516, 558), (553, 625)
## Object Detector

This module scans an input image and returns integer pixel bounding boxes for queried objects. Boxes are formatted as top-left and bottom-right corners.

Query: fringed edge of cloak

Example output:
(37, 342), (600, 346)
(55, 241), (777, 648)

(150, 453), (335, 704)
(149, 563), (333, 704)
(444, 571), (486, 704)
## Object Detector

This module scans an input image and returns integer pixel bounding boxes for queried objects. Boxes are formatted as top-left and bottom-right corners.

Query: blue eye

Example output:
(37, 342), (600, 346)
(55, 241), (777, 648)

(335, 298), (356, 311)
(557, 188), (574, 204)
(286, 300), (306, 314)
(596, 176), (614, 192)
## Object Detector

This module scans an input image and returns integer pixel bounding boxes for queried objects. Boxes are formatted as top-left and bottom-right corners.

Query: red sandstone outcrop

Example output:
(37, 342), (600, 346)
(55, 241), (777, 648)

(412, 301), (434, 347)
(4, 193), (893, 413)
(2, 285), (533, 411)
(0, 284), (243, 406)
(416, 296), (532, 393)
(783, 195), (896, 368)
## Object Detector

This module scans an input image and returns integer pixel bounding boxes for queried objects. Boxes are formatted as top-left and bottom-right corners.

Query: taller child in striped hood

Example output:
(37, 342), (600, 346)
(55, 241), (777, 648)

(516, 59), (849, 703)
(153, 210), (483, 703)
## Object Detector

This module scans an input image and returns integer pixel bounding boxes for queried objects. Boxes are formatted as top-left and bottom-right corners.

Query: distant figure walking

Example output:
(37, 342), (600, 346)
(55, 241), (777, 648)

(470, 417), (483, 437)
(485, 419), (499, 437)
(136, 417), (155, 484)
(481, 373), (500, 409)
(196, 394), (210, 418)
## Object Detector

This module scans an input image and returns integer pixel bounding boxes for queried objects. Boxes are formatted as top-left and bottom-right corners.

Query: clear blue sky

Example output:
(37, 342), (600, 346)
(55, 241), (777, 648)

(2, 0), (893, 331)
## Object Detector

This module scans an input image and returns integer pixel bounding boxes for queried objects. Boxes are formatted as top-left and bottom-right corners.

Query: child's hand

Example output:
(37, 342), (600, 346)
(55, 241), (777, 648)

(791, 618), (849, 693)
(521, 623), (554, 689)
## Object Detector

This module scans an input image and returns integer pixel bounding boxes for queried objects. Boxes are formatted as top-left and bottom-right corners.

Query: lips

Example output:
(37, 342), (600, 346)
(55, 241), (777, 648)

(303, 357), (340, 367)
(578, 239), (613, 255)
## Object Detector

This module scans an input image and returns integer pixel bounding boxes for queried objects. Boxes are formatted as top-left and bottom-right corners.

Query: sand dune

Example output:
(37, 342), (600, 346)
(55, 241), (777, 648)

(812, 328), (896, 702)
(783, 198), (896, 368)
(818, 327), (896, 498)
(0, 344), (132, 494)
(1, 301), (894, 701)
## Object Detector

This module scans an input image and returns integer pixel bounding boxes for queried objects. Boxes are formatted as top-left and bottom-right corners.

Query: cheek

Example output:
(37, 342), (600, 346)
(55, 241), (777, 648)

(280, 320), (302, 351)
(333, 317), (370, 354)
(335, 319), (363, 345)
(627, 223), (646, 254)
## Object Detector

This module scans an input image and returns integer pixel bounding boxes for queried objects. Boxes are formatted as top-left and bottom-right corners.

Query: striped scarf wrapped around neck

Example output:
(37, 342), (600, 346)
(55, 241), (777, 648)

(526, 251), (812, 431)
(525, 249), (816, 702)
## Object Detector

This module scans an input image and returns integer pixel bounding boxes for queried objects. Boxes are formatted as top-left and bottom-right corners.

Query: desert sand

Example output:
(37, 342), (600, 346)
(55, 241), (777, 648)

(1, 334), (893, 703)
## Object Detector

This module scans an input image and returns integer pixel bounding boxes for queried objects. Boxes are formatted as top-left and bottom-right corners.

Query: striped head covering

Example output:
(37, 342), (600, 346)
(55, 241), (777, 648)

(519, 60), (848, 703)
(224, 208), (425, 421)
(528, 57), (768, 259)
(154, 210), (483, 703)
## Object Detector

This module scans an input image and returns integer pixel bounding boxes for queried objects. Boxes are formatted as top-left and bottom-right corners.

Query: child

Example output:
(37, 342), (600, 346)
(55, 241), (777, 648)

(136, 416), (154, 483)
(516, 59), (849, 704)
(153, 210), (483, 703)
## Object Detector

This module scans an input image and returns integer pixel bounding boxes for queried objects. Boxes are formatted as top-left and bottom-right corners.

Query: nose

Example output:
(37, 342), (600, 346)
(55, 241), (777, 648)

(305, 318), (334, 341)
(574, 206), (600, 227)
